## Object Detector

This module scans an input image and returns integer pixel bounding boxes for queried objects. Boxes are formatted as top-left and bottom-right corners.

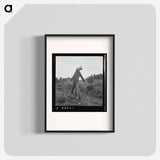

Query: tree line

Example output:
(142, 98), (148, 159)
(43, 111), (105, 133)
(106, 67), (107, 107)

(56, 73), (103, 83)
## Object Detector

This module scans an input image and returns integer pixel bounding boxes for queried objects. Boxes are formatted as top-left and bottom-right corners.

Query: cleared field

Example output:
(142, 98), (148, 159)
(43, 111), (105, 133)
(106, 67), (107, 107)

(56, 79), (103, 106)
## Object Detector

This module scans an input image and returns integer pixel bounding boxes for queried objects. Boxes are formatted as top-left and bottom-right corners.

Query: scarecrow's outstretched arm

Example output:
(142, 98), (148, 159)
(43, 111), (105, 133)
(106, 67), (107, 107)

(79, 71), (85, 82)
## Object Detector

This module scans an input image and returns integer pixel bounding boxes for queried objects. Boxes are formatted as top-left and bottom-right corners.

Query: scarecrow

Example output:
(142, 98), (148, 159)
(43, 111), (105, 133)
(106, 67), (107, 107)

(71, 66), (85, 99)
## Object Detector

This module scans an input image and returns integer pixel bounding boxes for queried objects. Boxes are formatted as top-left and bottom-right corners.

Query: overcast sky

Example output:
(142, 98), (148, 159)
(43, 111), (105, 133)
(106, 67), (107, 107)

(56, 56), (103, 79)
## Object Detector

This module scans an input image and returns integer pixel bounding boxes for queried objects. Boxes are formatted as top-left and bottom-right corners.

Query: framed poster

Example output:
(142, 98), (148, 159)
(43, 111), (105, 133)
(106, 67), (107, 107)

(45, 34), (115, 132)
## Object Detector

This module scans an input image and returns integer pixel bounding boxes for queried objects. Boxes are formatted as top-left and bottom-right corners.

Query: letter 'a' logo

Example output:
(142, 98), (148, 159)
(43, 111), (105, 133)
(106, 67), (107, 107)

(4, 4), (12, 13)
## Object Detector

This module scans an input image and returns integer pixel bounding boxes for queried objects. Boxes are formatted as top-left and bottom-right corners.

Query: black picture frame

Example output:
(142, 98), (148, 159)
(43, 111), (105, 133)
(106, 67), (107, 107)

(45, 34), (115, 132)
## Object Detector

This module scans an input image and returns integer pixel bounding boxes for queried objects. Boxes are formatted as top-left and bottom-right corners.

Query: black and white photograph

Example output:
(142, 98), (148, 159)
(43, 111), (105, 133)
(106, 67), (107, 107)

(52, 54), (107, 112)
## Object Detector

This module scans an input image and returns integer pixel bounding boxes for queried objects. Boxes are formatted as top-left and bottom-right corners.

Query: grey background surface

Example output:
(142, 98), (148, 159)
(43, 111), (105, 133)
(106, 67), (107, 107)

(5, 4), (156, 156)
